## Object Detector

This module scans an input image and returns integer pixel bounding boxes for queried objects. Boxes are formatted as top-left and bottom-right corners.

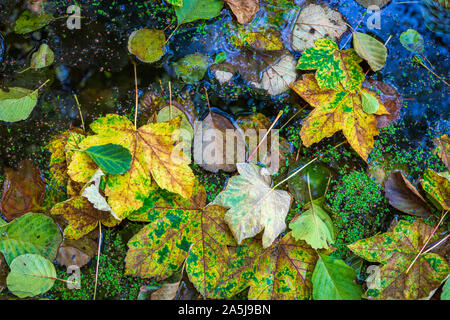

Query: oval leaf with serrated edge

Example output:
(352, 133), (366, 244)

(7, 254), (56, 298)
(85, 143), (132, 175)
(14, 10), (54, 34)
(0, 213), (62, 265)
(0, 87), (38, 122)
(353, 32), (387, 71)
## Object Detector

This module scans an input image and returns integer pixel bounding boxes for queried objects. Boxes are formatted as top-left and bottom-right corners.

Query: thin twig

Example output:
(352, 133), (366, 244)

(169, 81), (172, 120)
(133, 61), (139, 129)
(413, 55), (450, 87)
(73, 94), (85, 133)
(93, 223), (102, 300)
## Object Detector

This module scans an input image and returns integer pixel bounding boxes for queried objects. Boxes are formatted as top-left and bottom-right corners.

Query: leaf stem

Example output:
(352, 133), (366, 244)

(133, 61), (139, 130)
(73, 94), (85, 133)
(93, 223), (102, 300)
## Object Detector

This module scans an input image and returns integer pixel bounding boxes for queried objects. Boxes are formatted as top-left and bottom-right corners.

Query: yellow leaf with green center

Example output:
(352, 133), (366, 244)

(348, 220), (449, 300)
(291, 74), (389, 161)
(421, 169), (450, 210)
(296, 38), (364, 91)
(67, 114), (196, 219)
(213, 233), (317, 300)
(125, 184), (236, 298)
(51, 196), (120, 239)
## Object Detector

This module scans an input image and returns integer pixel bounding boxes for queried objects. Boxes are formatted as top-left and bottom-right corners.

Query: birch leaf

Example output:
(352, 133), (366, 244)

(291, 74), (388, 161)
(84, 143), (132, 175)
(353, 32), (387, 71)
(14, 10), (54, 34)
(175, 0), (224, 25)
(212, 163), (292, 248)
(128, 28), (166, 63)
(30, 44), (54, 69)
(348, 220), (449, 300)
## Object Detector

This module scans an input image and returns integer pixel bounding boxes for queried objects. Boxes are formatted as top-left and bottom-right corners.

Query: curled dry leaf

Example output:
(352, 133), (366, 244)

(291, 4), (347, 52)
(193, 112), (245, 173)
(384, 171), (431, 217)
(1, 159), (45, 221)
(224, 0), (259, 24)
(212, 163), (292, 248)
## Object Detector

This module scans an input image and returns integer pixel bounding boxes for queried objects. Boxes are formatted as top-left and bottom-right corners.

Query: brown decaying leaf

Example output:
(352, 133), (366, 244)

(151, 281), (181, 300)
(0, 254), (8, 293)
(0, 159), (45, 221)
(384, 171), (431, 217)
(225, 0), (259, 25)
(193, 112), (245, 173)
(56, 237), (97, 268)
(363, 80), (402, 129)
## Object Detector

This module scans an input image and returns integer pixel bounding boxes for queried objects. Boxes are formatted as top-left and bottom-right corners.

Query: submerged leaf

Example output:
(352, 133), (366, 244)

(7, 254), (56, 298)
(400, 29), (424, 54)
(14, 10), (54, 34)
(353, 32), (387, 71)
(175, 0), (224, 25)
(0, 213), (62, 265)
(1, 159), (46, 221)
(224, 0), (259, 24)
(128, 28), (166, 63)
(174, 54), (209, 83)
(0, 87), (38, 122)
(30, 43), (54, 69)
(292, 74), (388, 160)
(312, 253), (362, 300)
(291, 4), (347, 52)
(348, 220), (449, 300)
(212, 163), (292, 248)
(384, 171), (431, 217)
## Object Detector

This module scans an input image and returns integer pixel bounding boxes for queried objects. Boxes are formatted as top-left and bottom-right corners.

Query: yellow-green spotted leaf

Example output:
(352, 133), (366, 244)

(30, 44), (54, 69)
(0, 213), (62, 265)
(214, 233), (318, 300)
(291, 74), (389, 161)
(128, 28), (166, 63)
(289, 198), (335, 250)
(353, 32), (387, 72)
(125, 185), (236, 298)
(85, 143), (132, 175)
(7, 254), (56, 298)
(166, 0), (183, 6)
(0, 87), (38, 122)
(421, 169), (450, 210)
(212, 163), (292, 248)
(296, 38), (364, 91)
(348, 219), (449, 300)
(312, 253), (362, 300)
(51, 196), (120, 239)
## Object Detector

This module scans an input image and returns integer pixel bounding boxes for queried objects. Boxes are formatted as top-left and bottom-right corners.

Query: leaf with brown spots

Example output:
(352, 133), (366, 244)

(384, 171), (431, 217)
(0, 159), (45, 221)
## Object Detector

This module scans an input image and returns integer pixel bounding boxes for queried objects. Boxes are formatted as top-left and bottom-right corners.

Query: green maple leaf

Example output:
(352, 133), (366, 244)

(296, 38), (364, 91)
(348, 219), (449, 300)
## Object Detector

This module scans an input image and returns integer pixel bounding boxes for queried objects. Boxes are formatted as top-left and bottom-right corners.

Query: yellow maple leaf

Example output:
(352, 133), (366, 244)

(67, 114), (196, 219)
(292, 74), (389, 161)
